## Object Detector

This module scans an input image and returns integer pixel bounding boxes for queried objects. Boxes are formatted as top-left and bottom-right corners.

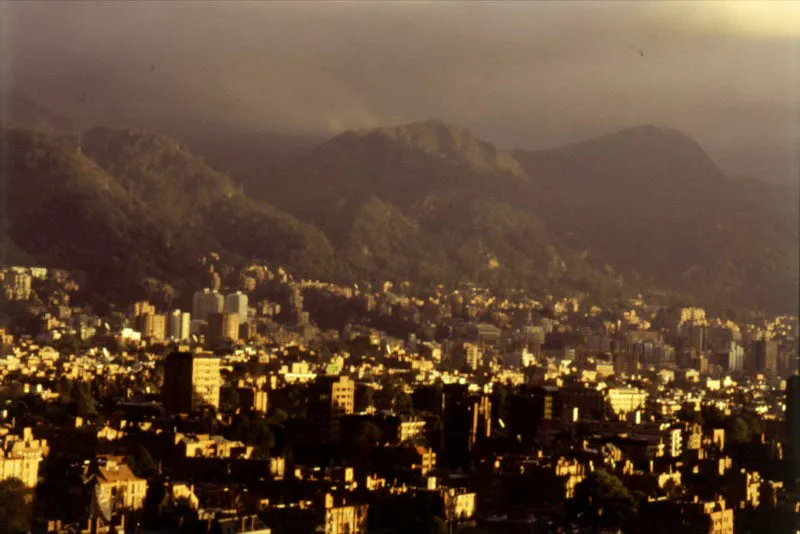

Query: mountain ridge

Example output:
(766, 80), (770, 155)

(342, 119), (527, 178)
(1, 109), (796, 313)
(0, 126), (345, 299)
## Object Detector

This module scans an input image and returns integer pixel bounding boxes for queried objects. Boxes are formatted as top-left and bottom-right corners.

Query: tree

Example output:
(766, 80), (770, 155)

(662, 478), (685, 499)
(230, 415), (275, 457)
(393, 392), (415, 416)
(700, 405), (725, 429)
(677, 405), (704, 427)
(728, 417), (750, 444)
(128, 445), (158, 477)
(149, 363), (165, 390)
(355, 422), (382, 446)
(428, 415), (445, 452)
(425, 516), (448, 534)
(266, 408), (289, 426)
(0, 478), (32, 533)
(570, 469), (638, 532)
(252, 424), (275, 457)
(357, 386), (374, 412)
(71, 381), (97, 419)
(219, 386), (240, 412)
(740, 412), (764, 441)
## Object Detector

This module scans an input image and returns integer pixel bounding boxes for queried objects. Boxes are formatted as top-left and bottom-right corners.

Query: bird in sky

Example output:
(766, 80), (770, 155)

(629, 45), (645, 57)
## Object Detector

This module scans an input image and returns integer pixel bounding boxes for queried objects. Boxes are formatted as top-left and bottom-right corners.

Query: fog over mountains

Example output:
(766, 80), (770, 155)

(4, 2), (798, 185)
(1, 97), (797, 314)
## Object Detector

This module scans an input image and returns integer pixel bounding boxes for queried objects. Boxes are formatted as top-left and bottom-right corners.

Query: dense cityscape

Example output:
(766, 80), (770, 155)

(0, 258), (797, 533)
(2, 2), (799, 533)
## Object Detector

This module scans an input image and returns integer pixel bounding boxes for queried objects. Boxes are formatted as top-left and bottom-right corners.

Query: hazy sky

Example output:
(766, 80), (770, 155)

(2, 1), (798, 183)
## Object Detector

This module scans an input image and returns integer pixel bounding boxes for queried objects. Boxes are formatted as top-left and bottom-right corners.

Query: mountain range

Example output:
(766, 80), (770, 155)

(1, 100), (797, 314)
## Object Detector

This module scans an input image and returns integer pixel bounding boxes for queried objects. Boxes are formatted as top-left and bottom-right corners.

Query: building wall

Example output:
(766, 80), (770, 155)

(224, 292), (249, 324)
(0, 454), (43, 488)
(0, 428), (48, 488)
(324, 504), (368, 534)
(167, 310), (191, 340)
(331, 377), (355, 415)
(444, 490), (477, 521)
(96, 479), (148, 512)
(192, 357), (221, 411)
(164, 353), (221, 413)
(786, 376), (800, 482)
(207, 312), (239, 345)
(606, 387), (647, 415)
(164, 353), (192, 413)
(193, 289), (224, 322)
(309, 377), (355, 442)
(399, 420), (426, 442)
(136, 313), (166, 341)
(704, 506), (734, 534)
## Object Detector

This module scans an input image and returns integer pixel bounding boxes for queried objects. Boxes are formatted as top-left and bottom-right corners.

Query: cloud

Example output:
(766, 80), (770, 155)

(2, 1), (797, 182)
(657, 2), (800, 39)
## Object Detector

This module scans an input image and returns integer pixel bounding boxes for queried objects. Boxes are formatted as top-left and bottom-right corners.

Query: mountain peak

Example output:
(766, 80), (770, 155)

(617, 123), (677, 134)
(587, 124), (716, 161)
(612, 123), (695, 143)
(367, 118), (464, 137)
(534, 123), (725, 187)
(365, 119), (482, 149)
(334, 119), (525, 178)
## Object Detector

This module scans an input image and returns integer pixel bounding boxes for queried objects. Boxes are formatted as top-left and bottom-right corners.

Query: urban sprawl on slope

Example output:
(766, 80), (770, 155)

(0, 257), (798, 533)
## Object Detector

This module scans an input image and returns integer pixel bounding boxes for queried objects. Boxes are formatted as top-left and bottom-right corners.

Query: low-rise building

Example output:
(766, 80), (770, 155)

(0, 427), (48, 488)
(175, 433), (253, 459)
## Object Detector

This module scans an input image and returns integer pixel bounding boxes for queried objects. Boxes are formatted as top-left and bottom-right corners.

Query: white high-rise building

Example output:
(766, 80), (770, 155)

(727, 342), (745, 372)
(167, 310), (191, 340)
(192, 289), (224, 322)
(224, 291), (249, 324)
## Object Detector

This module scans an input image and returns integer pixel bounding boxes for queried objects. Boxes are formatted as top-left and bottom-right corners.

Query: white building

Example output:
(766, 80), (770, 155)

(606, 387), (647, 416)
(727, 342), (744, 372)
(224, 291), (249, 324)
(192, 289), (224, 322)
(668, 427), (683, 457)
(167, 310), (191, 340)
(0, 427), (48, 488)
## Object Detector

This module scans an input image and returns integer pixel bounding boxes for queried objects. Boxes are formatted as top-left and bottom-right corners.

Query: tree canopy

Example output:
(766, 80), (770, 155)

(230, 414), (275, 457)
(0, 478), (32, 534)
(570, 469), (639, 532)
